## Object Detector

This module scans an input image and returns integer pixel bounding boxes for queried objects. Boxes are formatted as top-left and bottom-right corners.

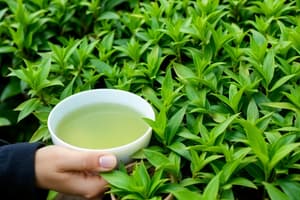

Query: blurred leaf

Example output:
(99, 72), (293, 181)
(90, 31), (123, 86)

(166, 184), (202, 200)
(0, 117), (11, 126)
(0, 46), (16, 53)
(229, 177), (257, 189)
(0, 78), (21, 101)
(30, 125), (48, 142)
(263, 182), (289, 200)
(278, 179), (300, 200)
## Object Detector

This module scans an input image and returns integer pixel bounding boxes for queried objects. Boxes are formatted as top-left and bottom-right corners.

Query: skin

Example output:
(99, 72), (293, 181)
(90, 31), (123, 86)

(35, 145), (117, 199)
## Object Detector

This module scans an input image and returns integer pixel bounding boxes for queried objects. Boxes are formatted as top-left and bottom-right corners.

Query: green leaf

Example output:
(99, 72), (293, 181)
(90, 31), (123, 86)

(132, 162), (151, 195)
(30, 125), (49, 142)
(98, 11), (120, 20)
(166, 184), (202, 200)
(202, 173), (220, 200)
(230, 86), (245, 113)
(263, 182), (289, 200)
(173, 63), (197, 81)
(0, 118), (11, 126)
(229, 177), (257, 189)
(144, 148), (171, 169)
(168, 141), (191, 160)
(209, 113), (239, 144)
(247, 98), (259, 123)
(149, 169), (167, 197)
(269, 143), (300, 169)
(166, 106), (186, 144)
(101, 171), (134, 192)
(0, 46), (16, 53)
(262, 50), (275, 86)
(161, 68), (174, 106)
(262, 102), (298, 112)
(0, 78), (21, 101)
(278, 179), (300, 200)
(270, 74), (296, 92)
(60, 78), (75, 99)
(15, 98), (41, 122)
(239, 120), (269, 165)
(142, 87), (163, 110)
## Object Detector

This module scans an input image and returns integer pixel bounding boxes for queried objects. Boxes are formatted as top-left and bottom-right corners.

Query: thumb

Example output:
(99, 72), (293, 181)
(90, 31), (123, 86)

(57, 147), (117, 172)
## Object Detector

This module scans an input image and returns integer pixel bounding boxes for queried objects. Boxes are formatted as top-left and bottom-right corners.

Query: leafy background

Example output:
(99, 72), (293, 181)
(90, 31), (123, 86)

(1, 0), (300, 199)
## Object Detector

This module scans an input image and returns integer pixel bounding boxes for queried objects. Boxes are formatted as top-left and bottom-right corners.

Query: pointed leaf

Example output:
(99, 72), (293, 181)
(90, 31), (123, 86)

(247, 98), (259, 123)
(0, 118), (11, 127)
(166, 184), (202, 200)
(270, 74), (296, 92)
(263, 182), (289, 200)
(239, 120), (269, 165)
(15, 98), (41, 122)
(144, 148), (171, 169)
(202, 173), (220, 200)
(166, 106), (186, 144)
(278, 179), (300, 200)
(269, 143), (300, 169)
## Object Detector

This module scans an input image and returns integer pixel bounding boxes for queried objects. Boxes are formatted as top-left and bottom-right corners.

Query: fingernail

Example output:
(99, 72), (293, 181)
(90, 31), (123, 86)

(99, 155), (117, 169)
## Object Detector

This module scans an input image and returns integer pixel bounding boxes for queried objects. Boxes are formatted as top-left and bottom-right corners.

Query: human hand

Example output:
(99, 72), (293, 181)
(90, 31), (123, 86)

(34, 145), (117, 199)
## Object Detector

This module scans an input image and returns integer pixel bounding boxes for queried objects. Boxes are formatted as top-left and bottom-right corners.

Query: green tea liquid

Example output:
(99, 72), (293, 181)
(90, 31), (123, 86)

(55, 103), (149, 149)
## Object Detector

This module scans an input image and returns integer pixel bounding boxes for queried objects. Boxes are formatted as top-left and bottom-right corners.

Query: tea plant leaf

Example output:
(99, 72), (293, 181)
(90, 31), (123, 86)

(262, 102), (298, 112)
(30, 125), (48, 142)
(166, 106), (186, 145)
(269, 74), (296, 92)
(149, 169), (168, 197)
(209, 113), (239, 145)
(0, 46), (16, 53)
(132, 162), (151, 196)
(101, 171), (135, 192)
(173, 63), (197, 81)
(269, 143), (300, 169)
(202, 173), (220, 200)
(145, 46), (165, 80)
(229, 84), (245, 113)
(60, 77), (75, 99)
(98, 11), (119, 20)
(190, 150), (223, 175)
(168, 141), (191, 160)
(229, 177), (257, 189)
(0, 78), (21, 101)
(144, 107), (166, 143)
(263, 182), (289, 200)
(0, 118), (11, 127)
(278, 179), (300, 200)
(165, 184), (202, 200)
(14, 98), (41, 122)
(142, 87), (163, 110)
(144, 149), (171, 169)
(247, 98), (259, 123)
(161, 68), (174, 107)
(262, 50), (275, 87)
(239, 120), (269, 165)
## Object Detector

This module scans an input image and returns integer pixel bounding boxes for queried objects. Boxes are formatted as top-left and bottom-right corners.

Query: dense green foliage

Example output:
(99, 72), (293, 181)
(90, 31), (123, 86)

(1, 0), (300, 199)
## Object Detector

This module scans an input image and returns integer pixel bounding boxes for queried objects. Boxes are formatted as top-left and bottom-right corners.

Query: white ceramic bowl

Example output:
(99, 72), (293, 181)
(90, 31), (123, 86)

(48, 89), (155, 163)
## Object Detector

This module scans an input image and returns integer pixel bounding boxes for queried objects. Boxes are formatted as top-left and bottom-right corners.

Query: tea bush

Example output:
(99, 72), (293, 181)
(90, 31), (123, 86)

(1, 0), (300, 199)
